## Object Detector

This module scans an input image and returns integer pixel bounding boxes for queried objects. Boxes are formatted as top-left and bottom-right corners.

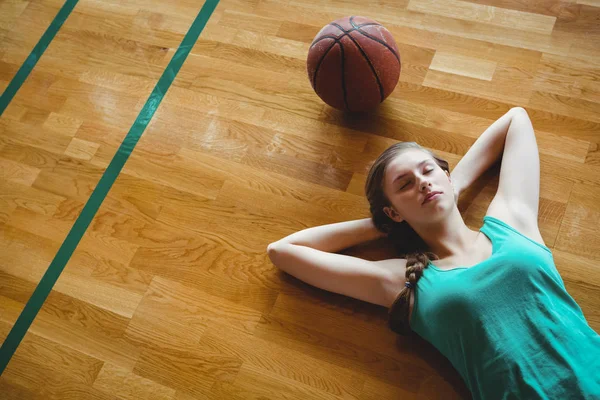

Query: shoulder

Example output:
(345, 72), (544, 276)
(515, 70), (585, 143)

(485, 196), (547, 247)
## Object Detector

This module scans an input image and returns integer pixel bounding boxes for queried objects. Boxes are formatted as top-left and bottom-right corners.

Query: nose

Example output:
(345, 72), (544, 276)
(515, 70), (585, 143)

(420, 177), (432, 191)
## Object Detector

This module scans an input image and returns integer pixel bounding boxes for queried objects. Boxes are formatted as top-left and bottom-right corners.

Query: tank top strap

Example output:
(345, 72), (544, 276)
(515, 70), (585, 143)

(481, 215), (552, 256)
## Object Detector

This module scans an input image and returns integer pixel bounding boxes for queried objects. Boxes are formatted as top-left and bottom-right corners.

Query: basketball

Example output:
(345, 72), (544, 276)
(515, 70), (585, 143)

(307, 16), (401, 112)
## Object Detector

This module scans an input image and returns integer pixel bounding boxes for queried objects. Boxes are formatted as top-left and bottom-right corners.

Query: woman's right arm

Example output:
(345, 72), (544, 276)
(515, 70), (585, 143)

(268, 218), (387, 254)
(267, 240), (403, 308)
(267, 219), (399, 307)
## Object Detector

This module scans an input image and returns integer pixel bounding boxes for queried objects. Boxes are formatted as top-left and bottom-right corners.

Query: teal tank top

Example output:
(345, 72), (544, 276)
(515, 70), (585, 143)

(411, 216), (600, 400)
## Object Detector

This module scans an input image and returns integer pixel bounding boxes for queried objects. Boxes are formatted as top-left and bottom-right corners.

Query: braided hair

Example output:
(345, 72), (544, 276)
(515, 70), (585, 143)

(387, 251), (438, 335)
(364, 142), (449, 335)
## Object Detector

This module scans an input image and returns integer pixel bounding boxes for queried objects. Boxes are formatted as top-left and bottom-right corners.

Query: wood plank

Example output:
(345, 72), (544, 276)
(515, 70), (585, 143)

(2, 0), (599, 398)
(0, 158), (41, 186)
(408, 0), (557, 34)
(199, 319), (366, 398)
(423, 62), (538, 105)
(534, 53), (600, 103)
(93, 363), (176, 400)
(555, 182), (600, 260)
(0, 294), (141, 370)
(461, 0), (573, 17)
(429, 52), (498, 81)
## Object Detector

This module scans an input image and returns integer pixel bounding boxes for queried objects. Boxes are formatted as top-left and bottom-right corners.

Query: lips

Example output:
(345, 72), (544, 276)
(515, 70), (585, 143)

(423, 191), (442, 205)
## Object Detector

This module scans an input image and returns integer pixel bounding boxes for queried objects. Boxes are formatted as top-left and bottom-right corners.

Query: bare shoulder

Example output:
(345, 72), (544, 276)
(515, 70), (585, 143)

(485, 195), (547, 247)
(374, 258), (408, 308)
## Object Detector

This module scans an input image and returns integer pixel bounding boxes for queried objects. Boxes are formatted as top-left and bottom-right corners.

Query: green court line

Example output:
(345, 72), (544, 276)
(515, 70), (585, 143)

(0, 0), (220, 375)
(0, 0), (79, 116)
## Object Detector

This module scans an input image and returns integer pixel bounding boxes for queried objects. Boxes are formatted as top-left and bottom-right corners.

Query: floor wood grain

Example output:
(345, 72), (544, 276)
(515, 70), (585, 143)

(1, 0), (599, 398)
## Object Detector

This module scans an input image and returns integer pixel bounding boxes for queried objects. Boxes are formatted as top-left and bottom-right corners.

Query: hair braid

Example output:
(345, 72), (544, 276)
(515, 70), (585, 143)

(364, 142), (449, 335)
(387, 251), (438, 335)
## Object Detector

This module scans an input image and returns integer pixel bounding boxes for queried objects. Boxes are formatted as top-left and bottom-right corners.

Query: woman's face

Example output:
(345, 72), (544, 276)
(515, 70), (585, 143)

(383, 149), (453, 224)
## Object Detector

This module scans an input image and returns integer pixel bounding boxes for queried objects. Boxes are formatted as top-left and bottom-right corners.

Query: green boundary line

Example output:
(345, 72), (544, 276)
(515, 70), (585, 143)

(0, 0), (220, 375)
(0, 0), (79, 116)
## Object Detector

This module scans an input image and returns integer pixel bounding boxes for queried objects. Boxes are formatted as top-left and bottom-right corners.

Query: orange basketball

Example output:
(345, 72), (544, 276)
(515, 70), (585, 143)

(307, 16), (401, 112)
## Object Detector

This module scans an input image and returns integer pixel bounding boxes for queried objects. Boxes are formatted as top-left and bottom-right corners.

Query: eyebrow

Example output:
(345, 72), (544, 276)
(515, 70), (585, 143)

(393, 160), (433, 184)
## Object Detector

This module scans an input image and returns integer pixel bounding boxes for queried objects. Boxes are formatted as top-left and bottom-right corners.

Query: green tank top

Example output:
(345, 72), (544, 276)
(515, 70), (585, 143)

(411, 216), (600, 400)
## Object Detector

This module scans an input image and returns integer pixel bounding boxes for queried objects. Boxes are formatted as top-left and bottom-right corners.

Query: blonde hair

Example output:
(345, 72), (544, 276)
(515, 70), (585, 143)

(364, 142), (450, 335)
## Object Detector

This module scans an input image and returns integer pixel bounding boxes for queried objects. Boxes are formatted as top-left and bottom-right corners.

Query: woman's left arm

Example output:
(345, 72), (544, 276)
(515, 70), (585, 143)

(452, 107), (543, 239)
(490, 107), (541, 226)
(450, 107), (521, 196)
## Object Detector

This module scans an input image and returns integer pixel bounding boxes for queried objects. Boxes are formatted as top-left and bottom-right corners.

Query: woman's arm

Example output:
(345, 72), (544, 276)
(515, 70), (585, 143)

(269, 218), (387, 253)
(450, 107), (522, 195)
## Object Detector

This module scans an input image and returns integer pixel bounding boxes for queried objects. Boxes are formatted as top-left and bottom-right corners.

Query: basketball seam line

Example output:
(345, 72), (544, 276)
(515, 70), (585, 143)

(350, 16), (400, 63)
(309, 23), (380, 48)
(338, 42), (349, 110)
(311, 40), (338, 91)
(329, 21), (381, 34)
(330, 22), (384, 103)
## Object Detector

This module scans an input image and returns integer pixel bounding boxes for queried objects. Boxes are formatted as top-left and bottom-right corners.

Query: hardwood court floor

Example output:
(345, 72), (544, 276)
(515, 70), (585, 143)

(1, 0), (599, 398)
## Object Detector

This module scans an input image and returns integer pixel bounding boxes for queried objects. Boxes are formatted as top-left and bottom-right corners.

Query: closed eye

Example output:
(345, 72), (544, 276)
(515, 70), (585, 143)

(399, 169), (433, 190)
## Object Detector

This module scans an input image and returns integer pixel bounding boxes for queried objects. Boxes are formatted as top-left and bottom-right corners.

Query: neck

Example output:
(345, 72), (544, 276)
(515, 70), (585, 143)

(410, 209), (478, 260)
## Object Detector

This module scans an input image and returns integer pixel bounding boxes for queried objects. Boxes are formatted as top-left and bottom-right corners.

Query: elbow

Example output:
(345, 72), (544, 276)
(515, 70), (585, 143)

(267, 242), (281, 266)
(267, 242), (279, 254)
(268, 240), (292, 253)
(267, 243), (289, 274)
(510, 106), (528, 117)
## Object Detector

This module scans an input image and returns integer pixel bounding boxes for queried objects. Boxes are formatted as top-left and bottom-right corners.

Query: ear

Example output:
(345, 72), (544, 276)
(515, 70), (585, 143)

(383, 206), (404, 223)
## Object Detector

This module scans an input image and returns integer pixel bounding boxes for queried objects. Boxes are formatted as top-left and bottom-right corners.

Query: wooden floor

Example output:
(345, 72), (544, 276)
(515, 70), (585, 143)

(1, 0), (599, 398)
